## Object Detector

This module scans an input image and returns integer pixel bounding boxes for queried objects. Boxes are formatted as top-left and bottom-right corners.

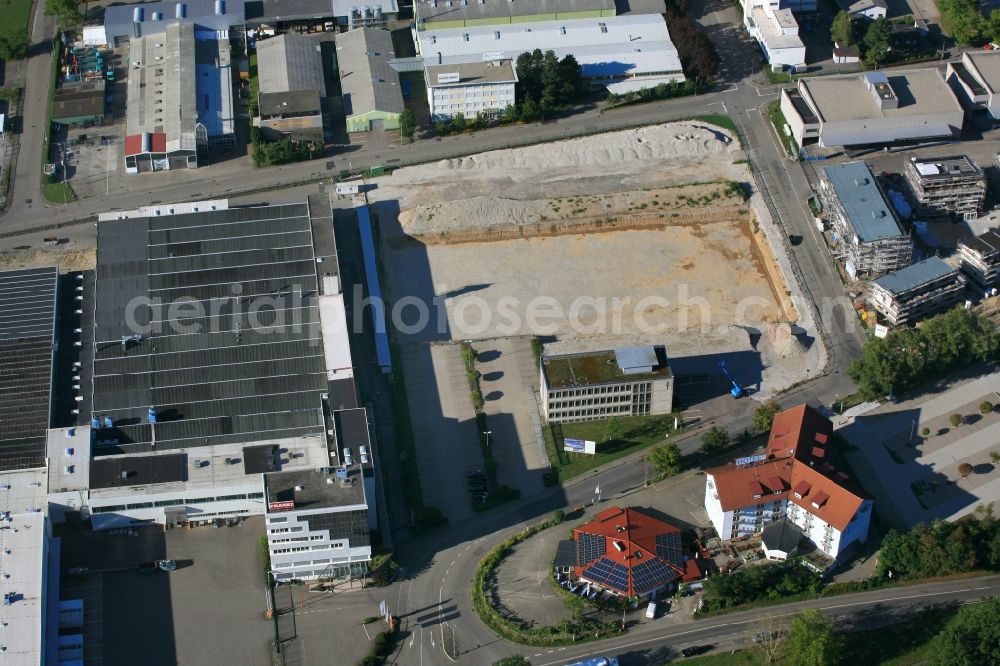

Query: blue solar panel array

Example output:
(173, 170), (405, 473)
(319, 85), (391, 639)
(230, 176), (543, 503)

(583, 557), (630, 593)
(654, 532), (684, 567)
(577, 532), (606, 566)
(631, 558), (677, 595)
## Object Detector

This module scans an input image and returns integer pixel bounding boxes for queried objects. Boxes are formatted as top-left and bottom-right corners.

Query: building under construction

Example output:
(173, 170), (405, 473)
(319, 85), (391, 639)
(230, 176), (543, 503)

(957, 227), (1000, 293)
(903, 155), (986, 222)
(819, 162), (913, 279)
(867, 257), (966, 326)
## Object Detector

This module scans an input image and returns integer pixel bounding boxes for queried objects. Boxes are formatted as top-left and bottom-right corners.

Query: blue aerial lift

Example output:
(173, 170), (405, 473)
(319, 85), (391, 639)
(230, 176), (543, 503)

(718, 360), (746, 398)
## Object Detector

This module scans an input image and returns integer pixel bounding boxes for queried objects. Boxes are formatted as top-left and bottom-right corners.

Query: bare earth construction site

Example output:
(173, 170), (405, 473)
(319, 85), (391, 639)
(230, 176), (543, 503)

(368, 122), (823, 515)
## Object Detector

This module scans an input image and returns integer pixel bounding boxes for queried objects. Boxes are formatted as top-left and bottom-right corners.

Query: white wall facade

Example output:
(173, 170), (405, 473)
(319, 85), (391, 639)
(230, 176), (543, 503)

(703, 474), (733, 539)
(427, 80), (516, 120)
(816, 113), (963, 147)
(86, 482), (266, 530)
(266, 505), (371, 582)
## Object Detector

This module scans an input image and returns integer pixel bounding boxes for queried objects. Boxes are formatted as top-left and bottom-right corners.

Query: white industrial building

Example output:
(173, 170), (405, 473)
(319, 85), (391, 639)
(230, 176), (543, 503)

(93, 0), (247, 46)
(704, 405), (872, 562)
(425, 59), (517, 120)
(124, 21), (235, 173)
(414, 13), (684, 95)
(947, 50), (1000, 121)
(742, 0), (806, 70)
(540, 346), (673, 423)
(781, 70), (965, 147)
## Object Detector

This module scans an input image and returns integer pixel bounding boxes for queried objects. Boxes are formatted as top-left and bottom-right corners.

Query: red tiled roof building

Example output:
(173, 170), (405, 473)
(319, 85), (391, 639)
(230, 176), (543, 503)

(573, 506), (685, 598)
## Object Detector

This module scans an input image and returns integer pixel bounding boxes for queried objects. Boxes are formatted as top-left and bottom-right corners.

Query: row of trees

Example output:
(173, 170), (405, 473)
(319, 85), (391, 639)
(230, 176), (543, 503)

(848, 307), (1000, 401)
(877, 507), (1000, 580)
(938, 0), (1000, 45)
(703, 560), (821, 610)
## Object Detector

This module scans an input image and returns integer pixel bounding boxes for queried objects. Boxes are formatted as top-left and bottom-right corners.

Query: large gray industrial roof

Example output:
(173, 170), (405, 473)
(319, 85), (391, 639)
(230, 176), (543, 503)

(336, 28), (404, 118)
(415, 0), (614, 24)
(873, 256), (957, 295)
(105, 0), (246, 39)
(259, 89), (322, 117)
(0, 268), (57, 472)
(822, 162), (905, 243)
(257, 33), (327, 96)
(91, 203), (328, 455)
(246, 0), (399, 22)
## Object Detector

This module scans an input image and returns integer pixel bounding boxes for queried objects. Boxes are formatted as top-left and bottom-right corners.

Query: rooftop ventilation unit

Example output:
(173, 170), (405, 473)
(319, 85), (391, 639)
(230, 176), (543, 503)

(176, 2), (186, 18)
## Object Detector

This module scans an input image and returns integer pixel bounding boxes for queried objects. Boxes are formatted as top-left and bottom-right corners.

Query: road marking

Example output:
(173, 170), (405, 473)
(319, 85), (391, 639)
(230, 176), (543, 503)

(362, 623), (371, 641)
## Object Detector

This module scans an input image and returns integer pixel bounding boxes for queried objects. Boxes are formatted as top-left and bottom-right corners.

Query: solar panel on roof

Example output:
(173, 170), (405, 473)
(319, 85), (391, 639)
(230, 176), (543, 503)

(631, 558), (678, 594)
(654, 532), (683, 566)
(577, 532), (606, 565)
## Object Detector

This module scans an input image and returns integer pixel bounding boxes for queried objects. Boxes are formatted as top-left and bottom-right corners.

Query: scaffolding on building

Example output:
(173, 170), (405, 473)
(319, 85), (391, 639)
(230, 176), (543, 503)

(903, 155), (986, 222)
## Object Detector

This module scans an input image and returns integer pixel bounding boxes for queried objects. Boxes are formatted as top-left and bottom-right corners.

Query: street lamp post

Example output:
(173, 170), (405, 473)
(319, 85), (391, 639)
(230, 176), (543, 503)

(482, 430), (492, 457)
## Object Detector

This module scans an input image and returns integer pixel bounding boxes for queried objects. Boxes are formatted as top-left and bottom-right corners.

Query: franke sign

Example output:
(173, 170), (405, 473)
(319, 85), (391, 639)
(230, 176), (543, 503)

(267, 500), (295, 512)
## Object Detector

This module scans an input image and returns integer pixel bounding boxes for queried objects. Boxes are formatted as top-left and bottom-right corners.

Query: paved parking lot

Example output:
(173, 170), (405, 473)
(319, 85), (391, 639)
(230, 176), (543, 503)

(58, 518), (271, 666)
(401, 342), (485, 523)
(840, 369), (1000, 528)
(474, 336), (549, 498)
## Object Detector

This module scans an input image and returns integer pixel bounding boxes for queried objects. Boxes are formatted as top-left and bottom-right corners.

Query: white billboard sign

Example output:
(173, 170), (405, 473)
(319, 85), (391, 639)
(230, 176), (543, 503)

(564, 438), (596, 455)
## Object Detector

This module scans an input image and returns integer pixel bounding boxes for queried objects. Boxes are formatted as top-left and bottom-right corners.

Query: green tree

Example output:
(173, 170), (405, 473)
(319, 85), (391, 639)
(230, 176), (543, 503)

(752, 400), (781, 434)
(950, 414), (964, 428)
(492, 656), (531, 666)
(785, 609), (839, 666)
(0, 34), (29, 61)
(648, 442), (682, 477)
(939, 0), (984, 45)
(986, 9), (1000, 44)
(451, 112), (467, 133)
(604, 416), (625, 443)
(45, 0), (82, 26)
(831, 11), (854, 46)
(863, 17), (892, 69)
(959, 462), (974, 478)
(980, 401), (994, 415)
(399, 108), (415, 141)
(701, 426), (730, 455)
(928, 597), (1000, 665)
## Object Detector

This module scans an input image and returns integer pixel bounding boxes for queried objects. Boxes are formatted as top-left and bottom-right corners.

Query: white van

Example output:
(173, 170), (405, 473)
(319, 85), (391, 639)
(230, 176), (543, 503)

(645, 601), (657, 619)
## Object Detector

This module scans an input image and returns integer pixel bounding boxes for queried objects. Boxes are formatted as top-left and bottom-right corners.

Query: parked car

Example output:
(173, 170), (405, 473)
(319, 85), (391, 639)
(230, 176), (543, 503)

(645, 601), (657, 619)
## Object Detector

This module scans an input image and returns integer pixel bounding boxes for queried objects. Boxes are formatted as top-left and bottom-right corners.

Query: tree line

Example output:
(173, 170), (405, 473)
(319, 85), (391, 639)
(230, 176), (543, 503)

(848, 307), (1000, 401)
(877, 507), (1000, 580)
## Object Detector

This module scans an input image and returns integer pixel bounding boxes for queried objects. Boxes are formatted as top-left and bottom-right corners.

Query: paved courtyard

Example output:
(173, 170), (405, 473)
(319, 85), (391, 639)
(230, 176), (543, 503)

(839, 370), (1000, 528)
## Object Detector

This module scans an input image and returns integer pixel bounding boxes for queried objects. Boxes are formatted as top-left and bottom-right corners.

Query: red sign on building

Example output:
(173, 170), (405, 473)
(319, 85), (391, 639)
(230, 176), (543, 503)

(267, 500), (295, 512)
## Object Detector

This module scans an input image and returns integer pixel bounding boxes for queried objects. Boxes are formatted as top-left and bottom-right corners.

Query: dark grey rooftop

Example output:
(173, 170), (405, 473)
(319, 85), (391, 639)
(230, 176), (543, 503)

(91, 203), (327, 455)
(333, 408), (370, 458)
(821, 162), (905, 243)
(761, 518), (804, 554)
(259, 90), (322, 117)
(0, 267), (58, 472)
(553, 539), (578, 568)
(873, 256), (958, 295)
(962, 227), (1000, 258)
(244, 444), (281, 474)
(246, 0), (399, 22)
(327, 378), (358, 411)
(264, 466), (365, 510)
(90, 453), (186, 489)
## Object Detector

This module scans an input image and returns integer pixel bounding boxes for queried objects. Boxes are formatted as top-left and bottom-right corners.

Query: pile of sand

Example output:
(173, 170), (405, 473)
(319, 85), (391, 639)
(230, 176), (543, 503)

(436, 124), (735, 172)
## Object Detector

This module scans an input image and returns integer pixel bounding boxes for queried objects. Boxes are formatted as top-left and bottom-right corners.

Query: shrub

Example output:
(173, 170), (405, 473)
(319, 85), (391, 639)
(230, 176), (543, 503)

(921, 427), (930, 437)
(950, 414), (963, 428)
(980, 401), (994, 415)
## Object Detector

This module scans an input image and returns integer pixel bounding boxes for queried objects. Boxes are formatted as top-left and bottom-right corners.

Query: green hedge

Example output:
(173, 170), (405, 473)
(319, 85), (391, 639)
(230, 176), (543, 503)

(471, 513), (624, 646)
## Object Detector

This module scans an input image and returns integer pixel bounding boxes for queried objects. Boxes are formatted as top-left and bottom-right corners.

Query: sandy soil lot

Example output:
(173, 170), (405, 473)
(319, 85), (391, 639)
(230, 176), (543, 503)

(0, 245), (96, 272)
(371, 122), (821, 396)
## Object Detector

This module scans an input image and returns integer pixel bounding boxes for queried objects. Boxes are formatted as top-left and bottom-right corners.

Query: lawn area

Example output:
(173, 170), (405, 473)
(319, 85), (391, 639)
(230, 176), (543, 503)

(544, 413), (679, 481)
(42, 180), (76, 204)
(0, 0), (31, 46)
(681, 606), (956, 666)
(764, 100), (798, 159)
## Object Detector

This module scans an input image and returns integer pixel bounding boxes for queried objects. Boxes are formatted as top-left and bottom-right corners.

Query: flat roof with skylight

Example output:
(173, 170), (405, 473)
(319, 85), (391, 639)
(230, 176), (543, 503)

(543, 345), (670, 389)
(821, 162), (904, 243)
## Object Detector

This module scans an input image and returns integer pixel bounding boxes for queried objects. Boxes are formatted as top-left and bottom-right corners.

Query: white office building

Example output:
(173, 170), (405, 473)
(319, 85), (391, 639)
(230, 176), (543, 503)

(425, 59), (517, 120)
(947, 50), (1000, 121)
(742, 1), (806, 70)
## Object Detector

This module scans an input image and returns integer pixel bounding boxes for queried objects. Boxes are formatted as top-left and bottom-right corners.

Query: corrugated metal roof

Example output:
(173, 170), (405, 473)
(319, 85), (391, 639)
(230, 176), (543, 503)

(822, 162), (905, 243)
(336, 28), (404, 118)
(417, 14), (682, 79)
(257, 33), (326, 96)
(614, 345), (658, 373)
(0, 268), (57, 472)
(872, 256), (957, 295)
(91, 203), (328, 455)
(415, 0), (613, 24)
(105, 0), (246, 39)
